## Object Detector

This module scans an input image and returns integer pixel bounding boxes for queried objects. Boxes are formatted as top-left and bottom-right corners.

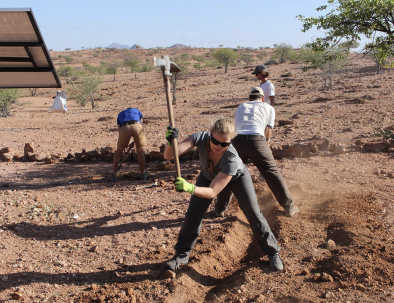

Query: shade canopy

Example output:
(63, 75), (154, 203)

(0, 8), (61, 88)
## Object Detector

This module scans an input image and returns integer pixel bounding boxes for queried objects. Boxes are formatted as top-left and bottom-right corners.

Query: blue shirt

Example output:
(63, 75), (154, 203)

(117, 108), (143, 126)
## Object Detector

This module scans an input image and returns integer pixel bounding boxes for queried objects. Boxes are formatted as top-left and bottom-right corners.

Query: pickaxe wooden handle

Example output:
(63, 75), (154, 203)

(162, 69), (181, 178)
(154, 55), (182, 178)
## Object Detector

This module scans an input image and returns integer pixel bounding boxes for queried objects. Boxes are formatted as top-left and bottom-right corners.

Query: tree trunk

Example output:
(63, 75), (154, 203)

(225, 64), (228, 73)
(135, 72), (137, 79)
(113, 73), (116, 81)
(172, 80), (177, 104)
(91, 93), (95, 109)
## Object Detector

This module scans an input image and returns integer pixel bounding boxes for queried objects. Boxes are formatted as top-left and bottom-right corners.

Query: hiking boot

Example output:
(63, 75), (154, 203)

(108, 173), (117, 182)
(285, 203), (299, 217)
(164, 254), (189, 271)
(269, 252), (284, 271)
(140, 171), (151, 180)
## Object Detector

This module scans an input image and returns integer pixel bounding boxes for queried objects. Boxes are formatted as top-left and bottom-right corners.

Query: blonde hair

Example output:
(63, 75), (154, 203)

(210, 118), (235, 138)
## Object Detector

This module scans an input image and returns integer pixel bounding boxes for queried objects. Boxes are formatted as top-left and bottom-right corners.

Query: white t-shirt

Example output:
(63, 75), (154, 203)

(235, 101), (275, 138)
(259, 81), (275, 105)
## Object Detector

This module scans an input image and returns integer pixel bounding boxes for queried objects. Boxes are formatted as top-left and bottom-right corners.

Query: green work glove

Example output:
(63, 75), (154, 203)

(165, 126), (179, 146)
(174, 177), (195, 195)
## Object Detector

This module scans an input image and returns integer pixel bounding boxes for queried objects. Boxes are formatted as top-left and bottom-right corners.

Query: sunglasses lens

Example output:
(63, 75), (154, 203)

(210, 135), (230, 147)
(210, 136), (220, 145)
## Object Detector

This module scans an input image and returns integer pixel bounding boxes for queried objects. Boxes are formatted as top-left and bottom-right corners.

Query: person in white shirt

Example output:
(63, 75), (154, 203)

(214, 87), (299, 217)
(252, 65), (275, 106)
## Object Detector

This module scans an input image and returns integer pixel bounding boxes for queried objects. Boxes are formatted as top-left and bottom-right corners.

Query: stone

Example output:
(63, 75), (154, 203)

(91, 284), (98, 291)
(101, 147), (114, 155)
(1, 147), (12, 153)
(126, 287), (133, 296)
(321, 272), (334, 282)
(86, 149), (100, 156)
(333, 144), (346, 155)
(308, 142), (318, 153)
(148, 151), (164, 161)
(289, 144), (302, 158)
(97, 116), (113, 121)
(313, 273), (322, 281)
(364, 141), (387, 152)
(44, 156), (53, 164)
(326, 239), (336, 249)
(89, 245), (98, 252)
(164, 269), (176, 279)
(2, 153), (13, 162)
(316, 139), (329, 151)
(11, 292), (23, 300)
(356, 283), (366, 291)
(24, 142), (34, 155)
(301, 268), (310, 275)
(29, 153), (43, 161)
(157, 160), (172, 171)
(278, 119), (293, 126)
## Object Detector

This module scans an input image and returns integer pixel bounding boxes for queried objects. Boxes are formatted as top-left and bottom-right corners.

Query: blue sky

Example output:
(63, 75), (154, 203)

(2, 0), (330, 51)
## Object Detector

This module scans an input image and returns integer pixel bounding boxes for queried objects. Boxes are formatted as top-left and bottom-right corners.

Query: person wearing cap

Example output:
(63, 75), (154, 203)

(214, 87), (299, 217)
(109, 107), (150, 181)
(252, 65), (275, 106)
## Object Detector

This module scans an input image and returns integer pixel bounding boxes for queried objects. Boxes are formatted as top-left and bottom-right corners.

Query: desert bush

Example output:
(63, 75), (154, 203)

(0, 89), (20, 117)
(265, 58), (279, 65)
(65, 56), (74, 64)
(140, 59), (154, 72)
(273, 43), (294, 63)
(69, 74), (103, 108)
(204, 59), (220, 67)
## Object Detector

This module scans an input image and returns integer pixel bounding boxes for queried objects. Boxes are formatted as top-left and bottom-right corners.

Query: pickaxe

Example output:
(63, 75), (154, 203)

(154, 55), (181, 178)
(117, 141), (134, 172)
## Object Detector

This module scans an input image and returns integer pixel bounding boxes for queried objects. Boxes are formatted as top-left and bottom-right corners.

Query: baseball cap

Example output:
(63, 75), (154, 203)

(249, 87), (264, 96)
(251, 65), (268, 75)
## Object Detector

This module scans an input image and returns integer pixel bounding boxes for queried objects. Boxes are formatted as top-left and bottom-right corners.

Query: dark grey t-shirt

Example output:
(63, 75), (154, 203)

(191, 131), (246, 181)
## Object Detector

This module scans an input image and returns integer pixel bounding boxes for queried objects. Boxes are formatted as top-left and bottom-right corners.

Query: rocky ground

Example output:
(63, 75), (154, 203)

(0, 48), (394, 302)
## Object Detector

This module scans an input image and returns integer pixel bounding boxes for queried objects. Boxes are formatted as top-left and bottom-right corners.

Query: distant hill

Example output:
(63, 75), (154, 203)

(169, 44), (188, 48)
(130, 44), (144, 50)
(105, 43), (131, 49)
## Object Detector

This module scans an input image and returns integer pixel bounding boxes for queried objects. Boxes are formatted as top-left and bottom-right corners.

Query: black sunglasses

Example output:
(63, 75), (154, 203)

(210, 134), (231, 147)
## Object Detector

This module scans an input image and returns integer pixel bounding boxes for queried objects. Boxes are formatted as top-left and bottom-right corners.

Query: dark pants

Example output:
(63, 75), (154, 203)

(215, 134), (294, 213)
(175, 171), (280, 257)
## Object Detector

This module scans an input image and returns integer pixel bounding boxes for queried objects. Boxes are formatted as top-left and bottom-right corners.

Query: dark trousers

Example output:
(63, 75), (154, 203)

(175, 171), (280, 256)
(216, 134), (294, 213)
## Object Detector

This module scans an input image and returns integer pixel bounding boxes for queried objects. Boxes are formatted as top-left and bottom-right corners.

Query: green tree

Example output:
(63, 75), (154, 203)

(170, 58), (190, 103)
(298, 0), (394, 64)
(65, 48), (71, 51)
(140, 58), (154, 72)
(273, 43), (294, 63)
(123, 53), (141, 78)
(299, 45), (348, 88)
(106, 60), (123, 81)
(57, 65), (79, 87)
(0, 89), (20, 117)
(212, 48), (238, 73)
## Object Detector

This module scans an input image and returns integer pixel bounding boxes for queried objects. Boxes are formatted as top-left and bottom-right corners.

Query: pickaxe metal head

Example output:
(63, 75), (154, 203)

(153, 55), (181, 76)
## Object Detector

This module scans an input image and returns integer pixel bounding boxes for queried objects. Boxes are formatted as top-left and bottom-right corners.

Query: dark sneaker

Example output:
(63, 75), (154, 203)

(213, 209), (225, 218)
(140, 171), (151, 180)
(269, 252), (284, 271)
(164, 254), (189, 271)
(285, 203), (299, 217)
(108, 173), (117, 182)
